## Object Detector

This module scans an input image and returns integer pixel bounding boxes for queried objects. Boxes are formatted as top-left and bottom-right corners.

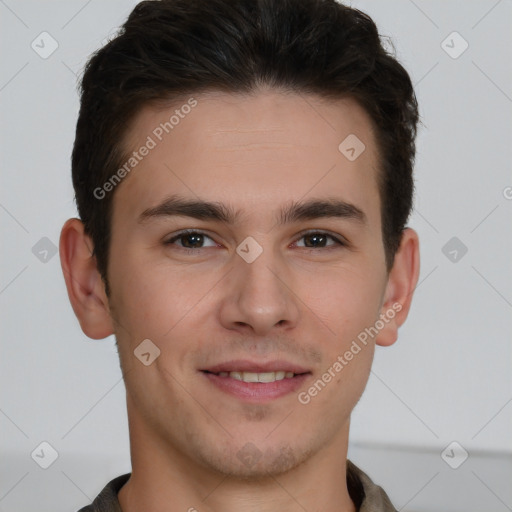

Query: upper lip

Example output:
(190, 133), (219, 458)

(201, 359), (311, 374)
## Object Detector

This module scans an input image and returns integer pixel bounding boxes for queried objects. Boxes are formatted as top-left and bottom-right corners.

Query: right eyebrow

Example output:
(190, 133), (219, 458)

(138, 194), (240, 224)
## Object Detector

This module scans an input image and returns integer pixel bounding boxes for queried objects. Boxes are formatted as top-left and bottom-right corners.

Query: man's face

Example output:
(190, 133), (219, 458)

(106, 90), (390, 477)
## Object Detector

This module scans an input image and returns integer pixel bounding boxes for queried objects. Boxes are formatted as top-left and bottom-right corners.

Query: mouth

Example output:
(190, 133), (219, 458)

(200, 360), (312, 402)
(202, 369), (304, 383)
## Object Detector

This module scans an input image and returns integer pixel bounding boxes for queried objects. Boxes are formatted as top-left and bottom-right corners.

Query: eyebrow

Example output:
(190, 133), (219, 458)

(138, 194), (367, 226)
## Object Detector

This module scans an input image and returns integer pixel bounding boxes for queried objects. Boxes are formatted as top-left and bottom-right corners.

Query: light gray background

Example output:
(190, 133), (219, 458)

(1, 1), (511, 511)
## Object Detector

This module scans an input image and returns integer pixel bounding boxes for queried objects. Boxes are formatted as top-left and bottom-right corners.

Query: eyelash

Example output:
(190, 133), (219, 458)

(164, 229), (347, 253)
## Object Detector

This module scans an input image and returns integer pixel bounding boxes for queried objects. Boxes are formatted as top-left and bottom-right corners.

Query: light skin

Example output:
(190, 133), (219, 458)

(60, 89), (420, 512)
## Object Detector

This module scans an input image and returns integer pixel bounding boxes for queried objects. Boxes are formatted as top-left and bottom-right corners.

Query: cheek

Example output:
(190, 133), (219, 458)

(301, 264), (384, 338)
(109, 263), (206, 395)
(109, 254), (217, 343)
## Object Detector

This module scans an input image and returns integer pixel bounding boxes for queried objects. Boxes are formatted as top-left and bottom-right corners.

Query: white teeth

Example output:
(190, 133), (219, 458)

(220, 371), (296, 383)
(242, 372), (260, 383)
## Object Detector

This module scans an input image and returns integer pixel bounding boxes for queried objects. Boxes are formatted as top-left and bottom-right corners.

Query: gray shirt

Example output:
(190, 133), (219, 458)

(77, 460), (397, 512)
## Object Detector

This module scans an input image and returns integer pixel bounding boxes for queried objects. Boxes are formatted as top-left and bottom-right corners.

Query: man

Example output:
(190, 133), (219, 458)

(60, 0), (420, 510)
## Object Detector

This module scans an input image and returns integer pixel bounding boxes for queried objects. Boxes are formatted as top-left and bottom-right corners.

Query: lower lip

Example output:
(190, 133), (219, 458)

(201, 371), (310, 402)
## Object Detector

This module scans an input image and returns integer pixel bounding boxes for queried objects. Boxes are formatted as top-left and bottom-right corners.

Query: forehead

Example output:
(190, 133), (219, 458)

(113, 89), (381, 230)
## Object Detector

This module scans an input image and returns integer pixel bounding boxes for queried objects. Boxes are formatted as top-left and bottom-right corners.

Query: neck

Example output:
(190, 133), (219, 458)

(118, 401), (356, 512)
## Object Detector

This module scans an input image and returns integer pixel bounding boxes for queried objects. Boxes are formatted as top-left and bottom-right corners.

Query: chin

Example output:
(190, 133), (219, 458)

(191, 437), (313, 480)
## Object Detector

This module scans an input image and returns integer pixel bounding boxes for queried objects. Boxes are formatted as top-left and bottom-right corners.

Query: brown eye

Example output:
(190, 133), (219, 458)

(304, 233), (328, 248)
(165, 231), (217, 249)
(295, 232), (344, 249)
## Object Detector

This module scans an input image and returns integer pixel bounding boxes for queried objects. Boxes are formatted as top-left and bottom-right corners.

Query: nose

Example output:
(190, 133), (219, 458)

(218, 245), (301, 336)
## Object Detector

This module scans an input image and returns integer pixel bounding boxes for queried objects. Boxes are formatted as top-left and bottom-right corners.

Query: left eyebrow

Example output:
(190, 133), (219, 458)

(277, 198), (367, 226)
(138, 194), (367, 226)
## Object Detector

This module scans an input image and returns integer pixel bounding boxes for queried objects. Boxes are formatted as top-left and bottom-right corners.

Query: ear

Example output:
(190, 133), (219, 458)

(375, 228), (420, 347)
(59, 218), (114, 339)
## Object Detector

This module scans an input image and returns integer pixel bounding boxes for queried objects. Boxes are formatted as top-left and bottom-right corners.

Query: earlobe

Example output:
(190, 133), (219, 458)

(376, 228), (420, 347)
(59, 218), (114, 339)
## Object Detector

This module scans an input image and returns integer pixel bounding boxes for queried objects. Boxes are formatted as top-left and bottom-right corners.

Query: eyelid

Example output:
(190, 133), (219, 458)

(292, 229), (348, 248)
(165, 229), (218, 246)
